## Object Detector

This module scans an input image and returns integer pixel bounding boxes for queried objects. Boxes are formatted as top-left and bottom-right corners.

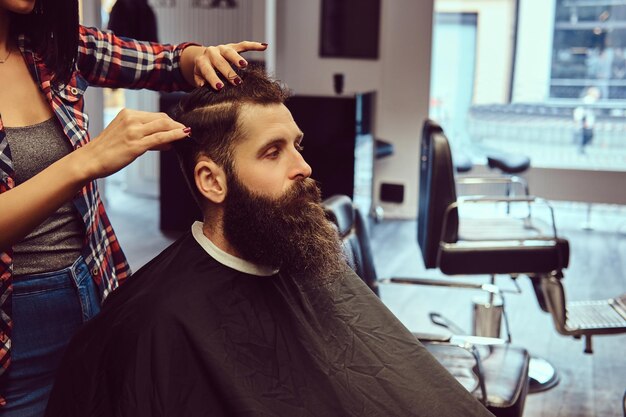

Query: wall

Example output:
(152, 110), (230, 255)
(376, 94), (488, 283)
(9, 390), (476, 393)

(511, 0), (556, 103)
(152, 0), (268, 64)
(276, 0), (434, 219)
(437, 0), (516, 105)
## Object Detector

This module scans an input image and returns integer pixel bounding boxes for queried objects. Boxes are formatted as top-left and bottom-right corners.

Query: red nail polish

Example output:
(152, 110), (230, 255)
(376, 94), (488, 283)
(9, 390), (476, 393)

(239, 60), (247, 67)
(261, 43), (268, 47)
(234, 77), (243, 86)
(216, 82), (224, 90)
(183, 127), (191, 135)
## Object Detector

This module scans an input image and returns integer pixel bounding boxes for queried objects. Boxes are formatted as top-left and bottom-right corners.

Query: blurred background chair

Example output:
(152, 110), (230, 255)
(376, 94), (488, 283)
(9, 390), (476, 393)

(392, 119), (626, 392)
(323, 194), (530, 417)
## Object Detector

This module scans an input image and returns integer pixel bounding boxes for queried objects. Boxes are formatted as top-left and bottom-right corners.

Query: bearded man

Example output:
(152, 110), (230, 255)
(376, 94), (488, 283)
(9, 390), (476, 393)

(44, 67), (493, 417)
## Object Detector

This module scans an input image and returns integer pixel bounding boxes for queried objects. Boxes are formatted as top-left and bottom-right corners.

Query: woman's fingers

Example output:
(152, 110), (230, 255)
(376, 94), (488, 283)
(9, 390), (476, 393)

(230, 41), (268, 53)
(194, 53), (225, 88)
(218, 44), (248, 68)
(196, 46), (239, 88)
(193, 41), (268, 88)
(115, 109), (188, 147)
(141, 117), (189, 150)
(140, 115), (186, 137)
(144, 127), (190, 150)
(85, 109), (190, 178)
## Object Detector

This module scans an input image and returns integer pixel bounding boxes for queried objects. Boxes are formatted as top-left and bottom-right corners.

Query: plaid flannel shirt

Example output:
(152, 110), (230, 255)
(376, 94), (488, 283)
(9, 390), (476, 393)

(0, 25), (196, 406)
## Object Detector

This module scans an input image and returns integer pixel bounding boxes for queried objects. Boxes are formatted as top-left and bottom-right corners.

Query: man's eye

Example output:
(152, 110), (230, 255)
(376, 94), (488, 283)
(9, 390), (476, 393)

(266, 149), (280, 159)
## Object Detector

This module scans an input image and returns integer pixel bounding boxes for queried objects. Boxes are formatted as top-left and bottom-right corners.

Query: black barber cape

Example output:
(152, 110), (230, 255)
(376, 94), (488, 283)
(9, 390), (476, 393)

(45, 228), (493, 417)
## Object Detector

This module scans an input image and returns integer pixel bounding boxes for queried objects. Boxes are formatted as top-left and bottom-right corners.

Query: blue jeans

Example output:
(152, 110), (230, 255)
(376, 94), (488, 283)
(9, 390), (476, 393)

(0, 256), (101, 417)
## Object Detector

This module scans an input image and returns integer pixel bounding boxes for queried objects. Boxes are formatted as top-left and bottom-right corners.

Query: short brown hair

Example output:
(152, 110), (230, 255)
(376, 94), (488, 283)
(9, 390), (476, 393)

(173, 66), (290, 203)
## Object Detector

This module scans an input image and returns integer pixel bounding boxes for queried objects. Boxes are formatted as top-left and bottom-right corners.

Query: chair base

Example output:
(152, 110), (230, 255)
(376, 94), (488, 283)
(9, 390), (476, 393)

(528, 356), (559, 393)
(469, 297), (559, 394)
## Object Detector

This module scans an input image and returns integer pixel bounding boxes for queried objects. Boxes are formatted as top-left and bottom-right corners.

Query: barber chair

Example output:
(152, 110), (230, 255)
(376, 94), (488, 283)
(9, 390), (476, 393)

(323, 194), (530, 417)
(408, 120), (565, 392)
(390, 119), (626, 391)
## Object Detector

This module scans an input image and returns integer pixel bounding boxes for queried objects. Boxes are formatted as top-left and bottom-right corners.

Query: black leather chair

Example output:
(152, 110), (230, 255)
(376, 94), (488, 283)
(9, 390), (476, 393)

(397, 119), (626, 389)
(323, 194), (530, 417)
(421, 119), (626, 344)
(415, 120), (567, 280)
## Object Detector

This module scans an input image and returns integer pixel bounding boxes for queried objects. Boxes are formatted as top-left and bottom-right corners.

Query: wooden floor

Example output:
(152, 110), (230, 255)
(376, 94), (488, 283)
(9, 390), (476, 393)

(105, 184), (626, 417)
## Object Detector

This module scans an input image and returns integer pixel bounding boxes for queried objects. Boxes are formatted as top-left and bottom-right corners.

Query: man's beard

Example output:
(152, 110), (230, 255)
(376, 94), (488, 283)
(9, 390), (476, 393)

(222, 174), (346, 285)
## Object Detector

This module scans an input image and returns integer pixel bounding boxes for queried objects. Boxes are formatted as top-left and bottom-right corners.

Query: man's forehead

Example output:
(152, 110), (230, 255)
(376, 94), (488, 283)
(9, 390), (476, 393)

(237, 102), (301, 137)
(239, 102), (292, 120)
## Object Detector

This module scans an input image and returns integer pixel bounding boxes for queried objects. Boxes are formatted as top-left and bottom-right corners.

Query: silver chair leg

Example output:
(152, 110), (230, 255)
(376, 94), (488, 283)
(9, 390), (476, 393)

(469, 280), (560, 394)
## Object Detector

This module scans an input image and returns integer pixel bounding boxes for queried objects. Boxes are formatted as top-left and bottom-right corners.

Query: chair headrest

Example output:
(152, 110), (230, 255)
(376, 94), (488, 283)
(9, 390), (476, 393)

(322, 195), (355, 238)
(486, 153), (531, 174)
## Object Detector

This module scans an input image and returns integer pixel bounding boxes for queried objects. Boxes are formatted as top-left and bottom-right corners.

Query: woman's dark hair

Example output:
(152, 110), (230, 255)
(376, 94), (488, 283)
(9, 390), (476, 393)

(10, 0), (79, 86)
(173, 65), (290, 205)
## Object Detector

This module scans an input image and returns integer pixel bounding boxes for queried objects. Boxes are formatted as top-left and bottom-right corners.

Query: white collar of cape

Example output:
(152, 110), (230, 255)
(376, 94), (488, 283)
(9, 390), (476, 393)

(191, 221), (279, 277)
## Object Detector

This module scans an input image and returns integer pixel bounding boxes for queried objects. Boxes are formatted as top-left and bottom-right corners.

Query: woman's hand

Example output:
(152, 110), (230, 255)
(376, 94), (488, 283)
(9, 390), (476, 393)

(180, 41), (268, 89)
(80, 109), (189, 180)
(0, 108), (189, 251)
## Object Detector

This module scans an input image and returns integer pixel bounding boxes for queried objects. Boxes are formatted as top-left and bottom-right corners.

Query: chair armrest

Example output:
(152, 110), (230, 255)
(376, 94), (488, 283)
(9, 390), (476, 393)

(412, 332), (452, 342)
(381, 277), (501, 295)
(457, 195), (536, 203)
(443, 196), (558, 239)
(456, 175), (529, 197)
(441, 239), (560, 250)
(449, 335), (507, 346)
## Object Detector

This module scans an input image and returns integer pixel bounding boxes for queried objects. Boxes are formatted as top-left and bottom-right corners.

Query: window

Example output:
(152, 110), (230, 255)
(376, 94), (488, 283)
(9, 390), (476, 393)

(551, 0), (626, 100)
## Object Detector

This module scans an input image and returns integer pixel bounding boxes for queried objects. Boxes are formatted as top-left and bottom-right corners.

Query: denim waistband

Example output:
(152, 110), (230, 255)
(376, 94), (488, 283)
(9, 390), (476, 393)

(12, 256), (89, 295)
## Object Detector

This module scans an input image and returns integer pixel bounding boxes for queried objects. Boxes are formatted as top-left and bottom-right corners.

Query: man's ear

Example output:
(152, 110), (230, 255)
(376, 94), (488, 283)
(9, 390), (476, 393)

(194, 157), (227, 204)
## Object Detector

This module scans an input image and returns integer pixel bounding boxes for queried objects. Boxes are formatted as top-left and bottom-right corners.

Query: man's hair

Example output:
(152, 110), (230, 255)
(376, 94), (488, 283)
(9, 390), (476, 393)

(173, 66), (290, 204)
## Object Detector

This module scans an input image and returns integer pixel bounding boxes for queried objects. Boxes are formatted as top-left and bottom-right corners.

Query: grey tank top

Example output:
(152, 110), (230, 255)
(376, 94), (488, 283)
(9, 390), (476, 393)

(4, 117), (85, 276)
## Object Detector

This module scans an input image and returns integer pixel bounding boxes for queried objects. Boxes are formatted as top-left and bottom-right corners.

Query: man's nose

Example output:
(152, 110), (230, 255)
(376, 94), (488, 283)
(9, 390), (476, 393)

(290, 151), (312, 180)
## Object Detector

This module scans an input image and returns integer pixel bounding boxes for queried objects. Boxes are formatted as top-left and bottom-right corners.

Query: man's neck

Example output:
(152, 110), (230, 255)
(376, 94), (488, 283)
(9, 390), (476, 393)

(193, 221), (278, 277)
(201, 218), (242, 259)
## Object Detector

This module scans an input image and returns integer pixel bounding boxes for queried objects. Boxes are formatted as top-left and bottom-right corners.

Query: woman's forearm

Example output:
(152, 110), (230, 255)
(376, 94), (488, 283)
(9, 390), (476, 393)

(1, 108), (189, 252)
